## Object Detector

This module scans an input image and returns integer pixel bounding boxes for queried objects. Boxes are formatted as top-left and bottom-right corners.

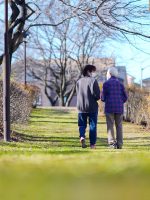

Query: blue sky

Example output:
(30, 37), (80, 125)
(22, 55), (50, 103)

(102, 36), (150, 83)
(101, 0), (150, 83)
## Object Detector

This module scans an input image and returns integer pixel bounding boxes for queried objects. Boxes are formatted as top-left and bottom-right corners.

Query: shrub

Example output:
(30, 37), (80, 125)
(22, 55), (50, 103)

(0, 81), (40, 131)
(19, 84), (41, 108)
(124, 87), (150, 129)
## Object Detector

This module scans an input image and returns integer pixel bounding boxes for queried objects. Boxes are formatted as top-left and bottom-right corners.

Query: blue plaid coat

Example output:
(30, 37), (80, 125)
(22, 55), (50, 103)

(101, 76), (128, 114)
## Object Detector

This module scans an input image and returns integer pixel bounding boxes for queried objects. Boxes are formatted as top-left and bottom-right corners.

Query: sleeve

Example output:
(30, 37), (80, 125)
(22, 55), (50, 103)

(93, 80), (100, 101)
(101, 83), (107, 102)
(76, 81), (79, 94)
(121, 84), (128, 103)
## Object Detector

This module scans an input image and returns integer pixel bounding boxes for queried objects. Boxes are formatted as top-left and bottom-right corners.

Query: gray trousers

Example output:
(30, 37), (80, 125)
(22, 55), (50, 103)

(106, 113), (123, 147)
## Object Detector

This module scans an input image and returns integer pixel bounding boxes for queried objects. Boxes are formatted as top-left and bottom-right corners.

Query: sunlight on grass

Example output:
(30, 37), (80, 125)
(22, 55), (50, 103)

(0, 108), (150, 200)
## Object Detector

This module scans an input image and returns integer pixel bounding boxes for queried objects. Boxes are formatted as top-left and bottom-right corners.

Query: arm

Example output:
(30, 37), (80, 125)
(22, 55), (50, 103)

(121, 84), (128, 103)
(93, 80), (100, 101)
(76, 81), (79, 95)
(101, 83), (107, 102)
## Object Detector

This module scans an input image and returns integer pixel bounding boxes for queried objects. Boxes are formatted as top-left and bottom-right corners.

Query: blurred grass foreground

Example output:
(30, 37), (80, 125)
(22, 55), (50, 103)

(0, 107), (150, 200)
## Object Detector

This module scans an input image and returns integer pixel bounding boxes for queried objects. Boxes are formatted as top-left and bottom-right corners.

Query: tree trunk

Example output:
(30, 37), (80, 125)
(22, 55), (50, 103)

(59, 95), (64, 106)
(45, 85), (58, 106)
(65, 85), (76, 107)
(0, 55), (3, 66)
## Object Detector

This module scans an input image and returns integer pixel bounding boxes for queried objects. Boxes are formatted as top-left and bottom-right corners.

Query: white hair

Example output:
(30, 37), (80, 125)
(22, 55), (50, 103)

(106, 67), (118, 80)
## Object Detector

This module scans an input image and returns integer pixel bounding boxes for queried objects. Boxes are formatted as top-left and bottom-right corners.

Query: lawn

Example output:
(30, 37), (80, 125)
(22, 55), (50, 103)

(0, 107), (150, 200)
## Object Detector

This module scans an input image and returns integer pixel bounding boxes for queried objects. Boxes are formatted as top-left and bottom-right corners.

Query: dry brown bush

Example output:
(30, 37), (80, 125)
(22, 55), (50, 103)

(124, 87), (150, 129)
(0, 81), (40, 130)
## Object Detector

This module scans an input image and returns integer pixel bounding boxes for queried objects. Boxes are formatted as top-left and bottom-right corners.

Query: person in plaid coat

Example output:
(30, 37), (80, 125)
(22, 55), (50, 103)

(101, 67), (128, 149)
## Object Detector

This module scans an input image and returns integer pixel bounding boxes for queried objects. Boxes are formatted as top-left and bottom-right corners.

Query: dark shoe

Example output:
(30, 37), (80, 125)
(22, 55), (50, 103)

(80, 138), (87, 148)
(117, 145), (122, 149)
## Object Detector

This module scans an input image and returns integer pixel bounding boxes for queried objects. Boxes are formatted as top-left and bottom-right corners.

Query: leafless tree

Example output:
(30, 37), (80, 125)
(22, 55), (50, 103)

(1, 0), (149, 68)
(0, 0), (34, 66)
(0, 0), (76, 68)
(58, 0), (150, 39)
(26, 18), (104, 106)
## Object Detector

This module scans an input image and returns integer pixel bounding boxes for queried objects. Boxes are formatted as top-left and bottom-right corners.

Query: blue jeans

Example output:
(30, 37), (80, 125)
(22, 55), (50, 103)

(78, 112), (98, 145)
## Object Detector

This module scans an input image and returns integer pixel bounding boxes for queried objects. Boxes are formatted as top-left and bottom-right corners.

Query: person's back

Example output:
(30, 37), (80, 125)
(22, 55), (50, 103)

(102, 76), (127, 114)
(76, 65), (100, 149)
(76, 76), (100, 113)
(101, 67), (128, 149)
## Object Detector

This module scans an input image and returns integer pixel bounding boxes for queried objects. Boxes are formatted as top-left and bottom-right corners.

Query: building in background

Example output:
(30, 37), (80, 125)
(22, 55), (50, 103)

(143, 78), (150, 92)
(116, 66), (127, 85)
(126, 74), (136, 87)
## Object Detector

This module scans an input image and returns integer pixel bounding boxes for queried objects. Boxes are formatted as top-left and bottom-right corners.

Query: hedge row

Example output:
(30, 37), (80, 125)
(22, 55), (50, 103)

(124, 87), (150, 129)
(0, 81), (40, 130)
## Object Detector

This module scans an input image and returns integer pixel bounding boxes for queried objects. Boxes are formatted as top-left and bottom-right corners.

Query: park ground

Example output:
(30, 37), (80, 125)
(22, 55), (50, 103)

(0, 107), (150, 200)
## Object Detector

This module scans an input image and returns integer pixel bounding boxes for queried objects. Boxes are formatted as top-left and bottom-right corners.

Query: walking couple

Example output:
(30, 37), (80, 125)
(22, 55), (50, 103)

(76, 65), (128, 149)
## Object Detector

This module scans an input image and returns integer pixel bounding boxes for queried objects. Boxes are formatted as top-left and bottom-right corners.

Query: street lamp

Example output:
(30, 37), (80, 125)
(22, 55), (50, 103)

(141, 65), (150, 89)
(23, 31), (30, 86)
(3, 0), (10, 141)
(24, 40), (27, 86)
(141, 67), (143, 89)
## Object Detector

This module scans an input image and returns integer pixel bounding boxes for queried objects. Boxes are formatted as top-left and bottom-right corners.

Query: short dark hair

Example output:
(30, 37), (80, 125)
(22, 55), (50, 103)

(82, 65), (96, 76)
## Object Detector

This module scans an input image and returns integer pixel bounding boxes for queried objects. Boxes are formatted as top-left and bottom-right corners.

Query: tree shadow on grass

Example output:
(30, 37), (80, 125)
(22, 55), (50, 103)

(32, 120), (77, 124)
(0, 143), (90, 155)
(33, 108), (71, 115)
(124, 137), (150, 141)
(123, 136), (150, 149)
(30, 120), (106, 125)
(30, 109), (71, 120)
(10, 132), (108, 148)
(0, 132), (90, 154)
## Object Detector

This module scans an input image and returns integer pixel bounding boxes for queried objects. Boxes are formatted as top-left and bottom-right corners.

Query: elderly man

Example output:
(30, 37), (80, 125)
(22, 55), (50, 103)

(101, 67), (128, 149)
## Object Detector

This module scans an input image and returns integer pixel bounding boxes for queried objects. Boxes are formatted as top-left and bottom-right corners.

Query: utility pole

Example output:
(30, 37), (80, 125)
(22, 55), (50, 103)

(3, 0), (10, 141)
(23, 31), (30, 86)
(140, 67), (143, 89)
(24, 40), (27, 86)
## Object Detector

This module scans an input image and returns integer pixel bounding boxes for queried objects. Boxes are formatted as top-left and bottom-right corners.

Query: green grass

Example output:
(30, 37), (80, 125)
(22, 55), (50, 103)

(0, 108), (150, 200)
